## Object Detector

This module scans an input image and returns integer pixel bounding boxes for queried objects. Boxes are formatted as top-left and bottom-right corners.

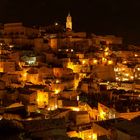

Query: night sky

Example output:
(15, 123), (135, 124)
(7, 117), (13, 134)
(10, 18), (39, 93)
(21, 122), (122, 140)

(1, 0), (140, 44)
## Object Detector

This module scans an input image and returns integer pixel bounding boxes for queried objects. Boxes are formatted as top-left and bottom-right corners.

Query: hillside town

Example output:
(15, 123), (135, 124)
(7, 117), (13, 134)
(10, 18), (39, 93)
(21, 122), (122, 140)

(0, 13), (140, 140)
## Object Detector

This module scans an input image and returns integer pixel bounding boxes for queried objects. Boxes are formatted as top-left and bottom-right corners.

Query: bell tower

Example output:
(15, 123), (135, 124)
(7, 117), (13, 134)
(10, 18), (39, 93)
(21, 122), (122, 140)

(66, 12), (72, 31)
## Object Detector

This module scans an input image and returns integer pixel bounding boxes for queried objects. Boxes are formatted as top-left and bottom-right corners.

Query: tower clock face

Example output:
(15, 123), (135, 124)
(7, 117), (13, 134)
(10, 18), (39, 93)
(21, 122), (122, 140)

(67, 16), (71, 21)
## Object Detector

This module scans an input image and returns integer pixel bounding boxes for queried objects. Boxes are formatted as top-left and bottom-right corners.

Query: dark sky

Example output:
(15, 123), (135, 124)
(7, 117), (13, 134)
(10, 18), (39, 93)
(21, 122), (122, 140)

(1, 0), (140, 44)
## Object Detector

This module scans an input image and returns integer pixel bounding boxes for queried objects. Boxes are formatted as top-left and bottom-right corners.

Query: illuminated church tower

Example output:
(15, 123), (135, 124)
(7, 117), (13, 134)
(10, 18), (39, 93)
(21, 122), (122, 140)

(66, 12), (72, 31)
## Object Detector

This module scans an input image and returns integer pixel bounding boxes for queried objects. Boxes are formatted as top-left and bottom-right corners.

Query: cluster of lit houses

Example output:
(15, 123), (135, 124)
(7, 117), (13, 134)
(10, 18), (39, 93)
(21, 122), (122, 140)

(0, 14), (140, 140)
